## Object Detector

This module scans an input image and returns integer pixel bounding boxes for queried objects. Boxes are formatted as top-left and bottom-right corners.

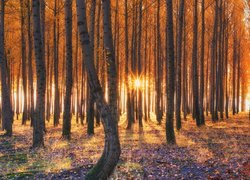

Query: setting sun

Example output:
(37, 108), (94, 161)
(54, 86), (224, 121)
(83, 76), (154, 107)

(134, 78), (141, 88)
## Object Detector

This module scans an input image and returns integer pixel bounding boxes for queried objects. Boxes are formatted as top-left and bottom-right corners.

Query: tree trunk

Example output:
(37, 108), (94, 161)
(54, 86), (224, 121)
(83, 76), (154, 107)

(32, 0), (46, 147)
(124, 0), (132, 129)
(166, 0), (176, 144)
(192, 0), (201, 126)
(176, 0), (184, 130)
(53, 0), (60, 127)
(199, 0), (205, 125)
(0, 0), (13, 136)
(87, 0), (96, 135)
(20, 0), (28, 125)
(76, 0), (121, 178)
(62, 0), (73, 139)
(137, 0), (143, 127)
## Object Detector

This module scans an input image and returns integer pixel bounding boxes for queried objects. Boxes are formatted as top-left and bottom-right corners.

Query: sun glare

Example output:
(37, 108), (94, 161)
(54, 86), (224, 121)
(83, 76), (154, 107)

(134, 79), (141, 88)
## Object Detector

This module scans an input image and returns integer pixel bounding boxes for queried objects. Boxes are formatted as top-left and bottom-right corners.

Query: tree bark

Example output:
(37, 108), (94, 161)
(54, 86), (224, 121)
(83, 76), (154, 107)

(76, 0), (121, 178)
(166, 0), (176, 144)
(32, 0), (46, 147)
(176, 0), (185, 130)
(53, 0), (60, 127)
(62, 0), (73, 139)
(0, 0), (13, 136)
(192, 0), (201, 126)
(20, 0), (28, 125)
(199, 0), (205, 125)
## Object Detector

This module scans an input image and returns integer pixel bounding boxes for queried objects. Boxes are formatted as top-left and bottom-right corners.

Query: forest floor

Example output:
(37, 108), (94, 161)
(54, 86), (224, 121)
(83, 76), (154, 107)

(0, 113), (249, 179)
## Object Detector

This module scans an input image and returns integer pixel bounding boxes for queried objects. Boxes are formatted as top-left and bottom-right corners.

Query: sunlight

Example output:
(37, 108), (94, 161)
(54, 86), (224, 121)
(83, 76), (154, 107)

(246, 98), (250, 109)
(134, 78), (141, 89)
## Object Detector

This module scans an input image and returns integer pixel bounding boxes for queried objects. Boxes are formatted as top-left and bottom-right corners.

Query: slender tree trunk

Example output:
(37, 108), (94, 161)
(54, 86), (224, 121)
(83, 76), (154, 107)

(53, 0), (60, 126)
(87, 0), (96, 135)
(20, 0), (28, 125)
(176, 0), (184, 130)
(192, 0), (201, 126)
(237, 43), (240, 113)
(27, 0), (34, 126)
(156, 0), (162, 124)
(40, 0), (46, 131)
(199, 0), (205, 125)
(232, 30), (237, 115)
(137, 0), (143, 127)
(124, 0), (132, 129)
(62, 0), (73, 139)
(102, 0), (118, 124)
(210, 0), (218, 121)
(166, 0), (176, 144)
(0, 0), (13, 136)
(32, 0), (46, 147)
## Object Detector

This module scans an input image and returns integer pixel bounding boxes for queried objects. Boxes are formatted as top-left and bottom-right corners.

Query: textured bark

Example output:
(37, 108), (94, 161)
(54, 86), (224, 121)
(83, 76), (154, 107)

(225, 16), (229, 118)
(232, 30), (237, 115)
(182, 9), (188, 120)
(156, 0), (163, 124)
(236, 44), (240, 113)
(210, 0), (218, 121)
(137, 0), (143, 127)
(27, 0), (34, 126)
(76, 0), (121, 178)
(192, 0), (201, 126)
(0, 0), (13, 136)
(20, 0), (28, 124)
(176, 0), (184, 130)
(32, 0), (46, 147)
(53, 0), (60, 127)
(40, 0), (46, 131)
(62, 0), (73, 139)
(166, 0), (176, 144)
(102, 0), (118, 124)
(124, 0), (132, 130)
(199, 0), (205, 125)
(87, 0), (96, 135)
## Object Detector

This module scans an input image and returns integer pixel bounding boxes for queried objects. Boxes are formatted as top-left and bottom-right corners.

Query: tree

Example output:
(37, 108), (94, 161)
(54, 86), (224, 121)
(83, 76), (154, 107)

(124, 0), (132, 129)
(0, 0), (13, 136)
(27, 0), (34, 124)
(62, 0), (73, 139)
(176, 0), (185, 130)
(87, 0), (96, 136)
(192, 0), (201, 126)
(32, 0), (46, 147)
(199, 0), (205, 125)
(137, 0), (143, 127)
(76, 0), (120, 178)
(20, 0), (28, 124)
(166, 0), (176, 144)
(53, 0), (60, 127)
(102, 0), (118, 124)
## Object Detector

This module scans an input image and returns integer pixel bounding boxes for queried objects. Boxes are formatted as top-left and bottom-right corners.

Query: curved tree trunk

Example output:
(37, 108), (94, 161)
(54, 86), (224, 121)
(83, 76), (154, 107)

(76, 0), (120, 178)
